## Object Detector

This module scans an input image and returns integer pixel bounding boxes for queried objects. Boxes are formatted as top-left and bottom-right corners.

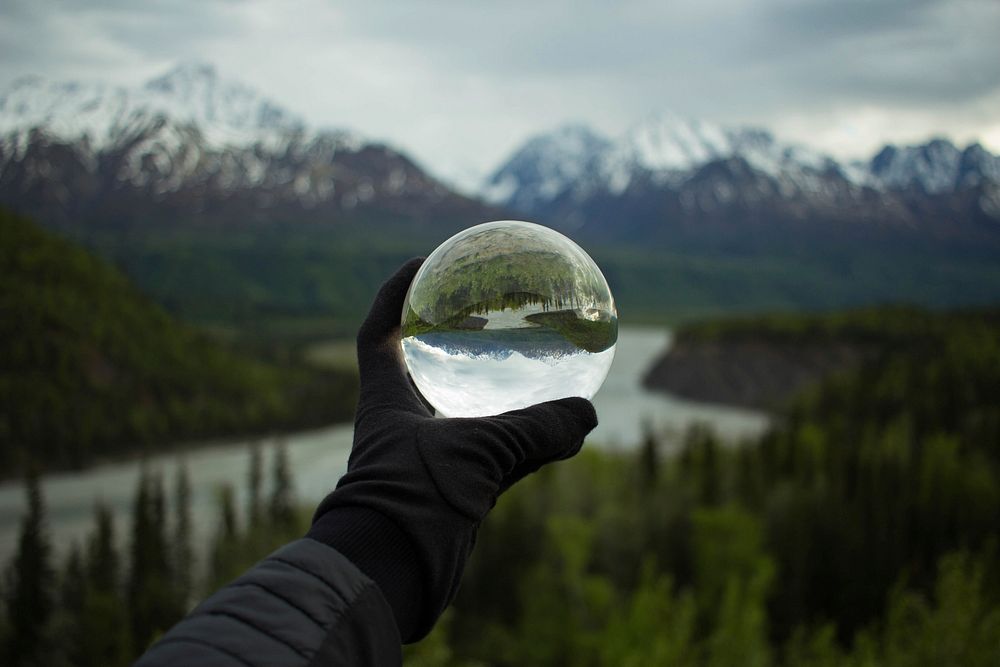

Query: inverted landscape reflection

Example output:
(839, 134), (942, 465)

(401, 220), (618, 417)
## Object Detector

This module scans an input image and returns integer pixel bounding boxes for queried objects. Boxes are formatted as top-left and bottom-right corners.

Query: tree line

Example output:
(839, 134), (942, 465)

(4, 306), (1000, 665)
(1, 442), (305, 666)
(0, 209), (359, 476)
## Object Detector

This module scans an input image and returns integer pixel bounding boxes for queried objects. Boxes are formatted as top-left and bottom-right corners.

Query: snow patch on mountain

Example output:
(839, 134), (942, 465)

(484, 114), (1000, 215)
(0, 62), (361, 153)
(485, 112), (847, 205)
(482, 124), (611, 208)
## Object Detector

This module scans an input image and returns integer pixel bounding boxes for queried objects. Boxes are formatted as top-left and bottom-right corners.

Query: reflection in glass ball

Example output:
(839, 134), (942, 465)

(401, 220), (618, 417)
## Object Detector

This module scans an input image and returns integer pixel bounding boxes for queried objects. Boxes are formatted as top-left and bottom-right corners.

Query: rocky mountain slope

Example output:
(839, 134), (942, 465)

(483, 114), (1000, 244)
(0, 62), (493, 229)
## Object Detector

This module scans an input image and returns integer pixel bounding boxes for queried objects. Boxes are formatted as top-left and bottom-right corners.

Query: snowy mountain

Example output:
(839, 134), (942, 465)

(482, 116), (1000, 241)
(485, 114), (840, 202)
(482, 124), (611, 213)
(0, 63), (490, 228)
(0, 62), (313, 151)
(868, 139), (1000, 194)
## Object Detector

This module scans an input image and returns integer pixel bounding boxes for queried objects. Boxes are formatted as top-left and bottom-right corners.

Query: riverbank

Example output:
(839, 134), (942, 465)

(0, 326), (769, 564)
(642, 335), (866, 411)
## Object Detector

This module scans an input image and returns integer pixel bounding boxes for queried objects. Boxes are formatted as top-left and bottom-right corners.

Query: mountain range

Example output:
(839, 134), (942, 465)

(3, 62), (999, 241)
(483, 118), (1000, 245)
(0, 62), (491, 230)
(2, 63), (999, 326)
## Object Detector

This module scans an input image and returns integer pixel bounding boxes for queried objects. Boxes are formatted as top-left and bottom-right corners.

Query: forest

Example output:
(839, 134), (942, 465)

(0, 210), (358, 475)
(3, 306), (998, 665)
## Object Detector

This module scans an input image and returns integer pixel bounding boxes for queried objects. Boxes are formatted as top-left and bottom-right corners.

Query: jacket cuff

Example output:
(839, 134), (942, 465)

(307, 506), (425, 643)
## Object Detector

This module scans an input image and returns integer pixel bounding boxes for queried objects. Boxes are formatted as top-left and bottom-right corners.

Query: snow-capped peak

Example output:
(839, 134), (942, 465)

(619, 112), (732, 172)
(869, 138), (967, 194)
(139, 61), (305, 143)
(482, 123), (611, 206)
(0, 61), (310, 150)
(591, 112), (839, 195)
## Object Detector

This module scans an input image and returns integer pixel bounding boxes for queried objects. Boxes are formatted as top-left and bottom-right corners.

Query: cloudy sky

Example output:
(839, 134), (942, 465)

(2, 0), (999, 188)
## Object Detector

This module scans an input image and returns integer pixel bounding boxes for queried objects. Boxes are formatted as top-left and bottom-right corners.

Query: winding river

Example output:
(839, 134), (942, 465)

(0, 327), (768, 563)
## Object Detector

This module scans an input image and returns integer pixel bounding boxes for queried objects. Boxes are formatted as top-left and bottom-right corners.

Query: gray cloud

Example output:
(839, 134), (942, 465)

(1, 0), (998, 185)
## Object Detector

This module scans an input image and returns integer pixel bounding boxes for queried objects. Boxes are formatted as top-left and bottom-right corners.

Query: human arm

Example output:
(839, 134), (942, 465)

(134, 259), (597, 665)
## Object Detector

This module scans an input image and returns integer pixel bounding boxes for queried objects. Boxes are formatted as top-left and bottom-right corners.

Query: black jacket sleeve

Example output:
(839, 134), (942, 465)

(133, 538), (402, 667)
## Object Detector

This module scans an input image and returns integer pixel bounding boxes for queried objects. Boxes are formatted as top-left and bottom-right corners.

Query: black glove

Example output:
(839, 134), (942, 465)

(307, 258), (598, 642)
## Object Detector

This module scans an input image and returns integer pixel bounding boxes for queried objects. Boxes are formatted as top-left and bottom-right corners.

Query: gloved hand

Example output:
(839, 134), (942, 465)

(307, 258), (597, 642)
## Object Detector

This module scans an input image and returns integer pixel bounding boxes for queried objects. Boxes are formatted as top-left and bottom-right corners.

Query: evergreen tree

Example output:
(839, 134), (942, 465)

(0, 578), (7, 665)
(61, 544), (86, 616)
(209, 484), (241, 590)
(639, 420), (659, 493)
(220, 484), (238, 540)
(699, 432), (721, 507)
(87, 502), (118, 593)
(4, 466), (54, 666)
(269, 441), (296, 530)
(128, 470), (180, 655)
(78, 502), (130, 667)
(173, 463), (194, 607)
(61, 543), (89, 667)
(247, 441), (263, 528)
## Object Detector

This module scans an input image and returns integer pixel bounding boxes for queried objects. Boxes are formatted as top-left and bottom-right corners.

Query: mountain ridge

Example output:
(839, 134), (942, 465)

(482, 116), (1000, 244)
(0, 62), (496, 230)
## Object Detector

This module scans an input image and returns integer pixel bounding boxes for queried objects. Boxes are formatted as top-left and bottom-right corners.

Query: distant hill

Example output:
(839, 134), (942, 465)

(0, 209), (357, 474)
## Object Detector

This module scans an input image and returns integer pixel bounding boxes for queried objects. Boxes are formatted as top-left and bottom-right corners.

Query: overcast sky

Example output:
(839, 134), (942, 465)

(2, 0), (999, 188)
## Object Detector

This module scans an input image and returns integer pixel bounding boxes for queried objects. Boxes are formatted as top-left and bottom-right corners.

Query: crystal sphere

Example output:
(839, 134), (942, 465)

(401, 220), (618, 417)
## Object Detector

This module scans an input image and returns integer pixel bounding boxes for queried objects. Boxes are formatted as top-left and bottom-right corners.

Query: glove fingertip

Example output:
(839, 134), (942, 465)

(388, 257), (427, 303)
(546, 396), (598, 433)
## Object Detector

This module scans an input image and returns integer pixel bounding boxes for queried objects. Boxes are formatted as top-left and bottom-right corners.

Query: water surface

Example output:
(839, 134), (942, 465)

(0, 326), (768, 563)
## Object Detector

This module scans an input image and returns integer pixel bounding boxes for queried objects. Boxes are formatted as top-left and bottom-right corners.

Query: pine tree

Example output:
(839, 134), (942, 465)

(78, 502), (130, 667)
(219, 484), (238, 540)
(61, 544), (85, 614)
(699, 431), (721, 506)
(87, 502), (118, 594)
(128, 470), (180, 655)
(60, 543), (88, 666)
(173, 462), (193, 607)
(4, 466), (54, 666)
(247, 441), (263, 528)
(269, 441), (296, 530)
(209, 484), (241, 590)
(639, 420), (660, 493)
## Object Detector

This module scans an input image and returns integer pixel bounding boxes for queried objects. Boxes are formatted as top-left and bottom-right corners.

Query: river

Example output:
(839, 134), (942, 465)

(0, 326), (768, 564)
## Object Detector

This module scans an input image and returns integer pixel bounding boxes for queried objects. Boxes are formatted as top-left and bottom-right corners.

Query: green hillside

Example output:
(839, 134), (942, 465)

(74, 226), (1000, 343)
(0, 210), (357, 473)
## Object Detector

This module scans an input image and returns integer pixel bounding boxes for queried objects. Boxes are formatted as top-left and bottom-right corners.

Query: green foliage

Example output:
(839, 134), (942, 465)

(879, 550), (1000, 667)
(3, 306), (1000, 666)
(60, 513), (131, 667)
(268, 442), (296, 528)
(65, 220), (1000, 339)
(599, 563), (698, 667)
(128, 470), (182, 653)
(173, 464), (194, 606)
(0, 210), (358, 474)
(207, 443), (311, 592)
(413, 306), (1000, 665)
(3, 468), (54, 666)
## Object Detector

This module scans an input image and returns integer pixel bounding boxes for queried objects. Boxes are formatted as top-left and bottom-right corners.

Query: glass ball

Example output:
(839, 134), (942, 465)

(401, 220), (618, 417)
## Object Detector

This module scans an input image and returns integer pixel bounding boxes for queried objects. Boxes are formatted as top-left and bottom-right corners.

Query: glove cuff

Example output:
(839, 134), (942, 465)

(307, 506), (425, 643)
